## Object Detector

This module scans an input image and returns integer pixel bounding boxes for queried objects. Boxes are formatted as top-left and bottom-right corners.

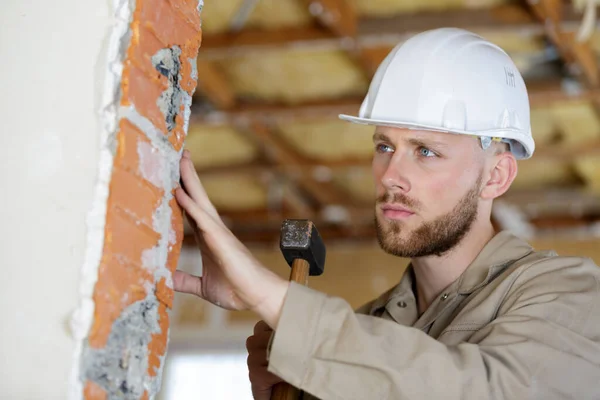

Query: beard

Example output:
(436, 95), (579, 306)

(375, 174), (482, 258)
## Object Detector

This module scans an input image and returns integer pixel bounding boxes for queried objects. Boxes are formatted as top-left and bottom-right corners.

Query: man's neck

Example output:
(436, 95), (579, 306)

(411, 221), (496, 315)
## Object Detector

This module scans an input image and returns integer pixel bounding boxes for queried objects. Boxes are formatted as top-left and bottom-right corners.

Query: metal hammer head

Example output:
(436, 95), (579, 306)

(279, 219), (326, 276)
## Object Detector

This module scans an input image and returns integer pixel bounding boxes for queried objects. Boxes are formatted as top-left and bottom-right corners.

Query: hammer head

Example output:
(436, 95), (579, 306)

(279, 219), (326, 276)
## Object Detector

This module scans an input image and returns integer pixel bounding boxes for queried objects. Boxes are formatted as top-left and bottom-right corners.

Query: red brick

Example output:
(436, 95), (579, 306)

(128, 26), (171, 81)
(123, 65), (169, 133)
(84, 381), (107, 400)
(115, 119), (169, 192)
(110, 166), (163, 230)
(115, 119), (149, 173)
(147, 303), (170, 377)
(89, 253), (153, 348)
(140, 0), (201, 47)
(104, 205), (161, 268)
(168, 0), (202, 32)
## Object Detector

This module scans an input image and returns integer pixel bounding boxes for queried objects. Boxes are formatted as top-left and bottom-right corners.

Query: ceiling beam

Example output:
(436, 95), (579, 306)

(193, 138), (600, 178)
(243, 122), (353, 207)
(299, 0), (379, 81)
(197, 4), (589, 60)
(527, 0), (599, 88)
(195, 59), (237, 109)
(191, 78), (600, 125)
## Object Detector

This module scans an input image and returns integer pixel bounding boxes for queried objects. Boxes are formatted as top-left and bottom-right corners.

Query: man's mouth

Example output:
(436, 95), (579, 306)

(379, 204), (415, 220)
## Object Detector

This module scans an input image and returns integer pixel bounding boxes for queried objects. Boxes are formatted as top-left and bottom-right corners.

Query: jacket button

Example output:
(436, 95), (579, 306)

(397, 301), (407, 308)
(441, 293), (449, 301)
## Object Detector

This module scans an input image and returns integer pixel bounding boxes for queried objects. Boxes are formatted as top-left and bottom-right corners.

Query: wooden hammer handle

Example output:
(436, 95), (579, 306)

(270, 258), (310, 400)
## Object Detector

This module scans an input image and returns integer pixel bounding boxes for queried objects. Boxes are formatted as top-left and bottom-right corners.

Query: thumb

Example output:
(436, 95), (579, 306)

(173, 270), (203, 298)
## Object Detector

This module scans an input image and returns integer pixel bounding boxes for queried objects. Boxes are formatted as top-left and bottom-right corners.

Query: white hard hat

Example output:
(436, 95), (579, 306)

(339, 28), (535, 159)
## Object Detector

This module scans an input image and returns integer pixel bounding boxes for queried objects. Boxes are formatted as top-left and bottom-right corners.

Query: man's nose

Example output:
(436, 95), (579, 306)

(380, 153), (411, 194)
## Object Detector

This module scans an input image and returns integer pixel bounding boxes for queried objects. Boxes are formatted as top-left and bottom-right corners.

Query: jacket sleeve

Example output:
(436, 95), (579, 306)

(266, 258), (600, 400)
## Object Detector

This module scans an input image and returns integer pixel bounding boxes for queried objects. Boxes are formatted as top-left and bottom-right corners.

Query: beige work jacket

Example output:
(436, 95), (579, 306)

(267, 231), (600, 399)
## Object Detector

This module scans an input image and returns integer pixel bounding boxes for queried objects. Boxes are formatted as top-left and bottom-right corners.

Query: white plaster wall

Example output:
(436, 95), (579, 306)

(0, 1), (112, 398)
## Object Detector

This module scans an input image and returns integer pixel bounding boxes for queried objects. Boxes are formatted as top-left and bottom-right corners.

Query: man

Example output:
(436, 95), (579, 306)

(174, 28), (600, 399)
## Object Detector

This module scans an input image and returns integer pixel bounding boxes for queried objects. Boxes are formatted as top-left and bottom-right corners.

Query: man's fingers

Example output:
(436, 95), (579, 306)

(179, 155), (220, 220)
(173, 270), (203, 297)
(177, 187), (236, 256)
(175, 187), (216, 232)
(247, 348), (269, 367)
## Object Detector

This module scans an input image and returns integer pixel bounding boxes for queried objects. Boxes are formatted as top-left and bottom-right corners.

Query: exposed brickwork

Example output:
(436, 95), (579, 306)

(80, 0), (202, 398)
(123, 65), (170, 132)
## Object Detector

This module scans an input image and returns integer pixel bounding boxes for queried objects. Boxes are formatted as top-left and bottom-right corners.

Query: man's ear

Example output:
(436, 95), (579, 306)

(480, 152), (518, 200)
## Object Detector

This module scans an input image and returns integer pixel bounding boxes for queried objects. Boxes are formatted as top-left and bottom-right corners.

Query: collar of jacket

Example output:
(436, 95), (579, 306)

(369, 230), (534, 313)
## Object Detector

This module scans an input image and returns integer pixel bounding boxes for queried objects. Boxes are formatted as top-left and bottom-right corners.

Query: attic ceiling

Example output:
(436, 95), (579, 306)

(185, 0), (600, 246)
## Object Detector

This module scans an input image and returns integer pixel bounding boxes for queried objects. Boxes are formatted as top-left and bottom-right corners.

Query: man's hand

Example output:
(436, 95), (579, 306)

(246, 320), (283, 400)
(173, 150), (288, 328)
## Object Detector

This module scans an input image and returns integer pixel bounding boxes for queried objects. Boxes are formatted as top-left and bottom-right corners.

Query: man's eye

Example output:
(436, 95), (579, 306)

(375, 144), (393, 153)
(418, 147), (436, 157)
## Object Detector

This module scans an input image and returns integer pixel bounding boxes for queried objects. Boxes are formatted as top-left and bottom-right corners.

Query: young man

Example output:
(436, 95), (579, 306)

(174, 28), (600, 399)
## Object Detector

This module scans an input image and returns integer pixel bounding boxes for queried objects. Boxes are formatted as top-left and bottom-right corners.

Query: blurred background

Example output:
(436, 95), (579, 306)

(159, 0), (600, 398)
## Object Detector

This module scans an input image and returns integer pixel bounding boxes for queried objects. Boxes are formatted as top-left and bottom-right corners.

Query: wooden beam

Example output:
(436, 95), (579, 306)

(196, 159), (368, 177)
(500, 187), (600, 218)
(299, 0), (377, 81)
(195, 59), (237, 109)
(192, 96), (361, 125)
(281, 182), (316, 218)
(194, 138), (600, 181)
(527, 0), (600, 87)
(301, 0), (358, 38)
(197, 4), (589, 60)
(191, 79), (600, 125)
(245, 122), (352, 206)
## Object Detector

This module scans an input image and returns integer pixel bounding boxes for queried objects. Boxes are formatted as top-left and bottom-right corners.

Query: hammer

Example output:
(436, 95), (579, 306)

(270, 219), (326, 400)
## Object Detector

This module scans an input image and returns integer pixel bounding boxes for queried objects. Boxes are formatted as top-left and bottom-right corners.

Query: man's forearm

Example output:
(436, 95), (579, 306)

(250, 275), (289, 329)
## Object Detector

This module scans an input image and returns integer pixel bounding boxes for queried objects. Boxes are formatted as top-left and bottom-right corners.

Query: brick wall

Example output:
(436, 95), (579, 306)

(79, 0), (202, 398)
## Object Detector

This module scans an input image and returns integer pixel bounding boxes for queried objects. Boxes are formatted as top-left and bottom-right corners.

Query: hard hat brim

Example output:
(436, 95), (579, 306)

(338, 114), (534, 160)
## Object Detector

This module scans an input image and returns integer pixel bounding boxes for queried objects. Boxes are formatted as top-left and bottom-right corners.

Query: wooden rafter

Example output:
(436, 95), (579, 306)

(197, 4), (590, 60)
(299, 0), (378, 80)
(195, 59), (237, 109)
(194, 138), (600, 178)
(243, 122), (352, 207)
(527, 0), (600, 88)
(191, 78), (600, 125)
